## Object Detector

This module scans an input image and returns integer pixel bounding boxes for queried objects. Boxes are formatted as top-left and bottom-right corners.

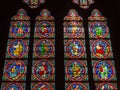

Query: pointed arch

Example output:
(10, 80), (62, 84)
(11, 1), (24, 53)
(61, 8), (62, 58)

(64, 9), (89, 90)
(88, 9), (118, 89)
(1, 8), (30, 89)
(31, 9), (55, 90)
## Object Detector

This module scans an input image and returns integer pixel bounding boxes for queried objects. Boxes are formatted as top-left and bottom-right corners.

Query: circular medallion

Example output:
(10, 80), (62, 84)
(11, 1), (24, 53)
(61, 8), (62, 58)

(65, 21), (84, 38)
(8, 39), (28, 58)
(67, 82), (88, 90)
(65, 39), (85, 58)
(10, 21), (29, 38)
(91, 40), (111, 58)
(97, 83), (117, 90)
(35, 21), (54, 38)
(24, 0), (45, 9)
(33, 60), (54, 81)
(33, 82), (53, 90)
(3, 83), (24, 90)
(89, 22), (109, 38)
(66, 60), (86, 81)
(94, 61), (114, 80)
(34, 39), (54, 58)
(4, 60), (26, 81)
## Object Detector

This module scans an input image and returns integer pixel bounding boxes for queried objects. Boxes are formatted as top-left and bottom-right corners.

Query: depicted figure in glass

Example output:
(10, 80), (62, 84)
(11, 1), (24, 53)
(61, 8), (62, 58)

(94, 25), (103, 38)
(72, 62), (81, 78)
(99, 63), (108, 80)
(91, 40), (111, 58)
(34, 39), (54, 58)
(66, 60), (87, 81)
(3, 61), (26, 81)
(93, 61), (115, 81)
(33, 60), (54, 81)
(7, 39), (28, 58)
(71, 42), (79, 56)
(65, 40), (85, 58)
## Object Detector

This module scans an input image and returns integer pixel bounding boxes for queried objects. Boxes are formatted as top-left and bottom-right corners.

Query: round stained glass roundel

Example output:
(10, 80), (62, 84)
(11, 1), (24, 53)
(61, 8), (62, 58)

(66, 60), (86, 81)
(4, 60), (26, 81)
(65, 21), (84, 38)
(91, 40), (111, 58)
(34, 39), (54, 58)
(8, 39), (28, 58)
(94, 61), (114, 81)
(35, 21), (54, 38)
(65, 39), (85, 58)
(33, 60), (54, 81)
(89, 22), (109, 38)
(10, 22), (29, 38)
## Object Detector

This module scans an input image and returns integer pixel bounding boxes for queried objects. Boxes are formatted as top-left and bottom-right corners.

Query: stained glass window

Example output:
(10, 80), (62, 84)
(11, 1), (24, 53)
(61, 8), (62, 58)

(31, 9), (55, 90)
(64, 9), (89, 90)
(72, 0), (94, 9)
(1, 9), (30, 89)
(23, 0), (45, 8)
(88, 9), (118, 88)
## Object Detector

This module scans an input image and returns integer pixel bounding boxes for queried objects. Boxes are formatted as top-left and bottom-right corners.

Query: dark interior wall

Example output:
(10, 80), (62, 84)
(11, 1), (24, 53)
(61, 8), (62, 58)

(0, 0), (120, 90)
